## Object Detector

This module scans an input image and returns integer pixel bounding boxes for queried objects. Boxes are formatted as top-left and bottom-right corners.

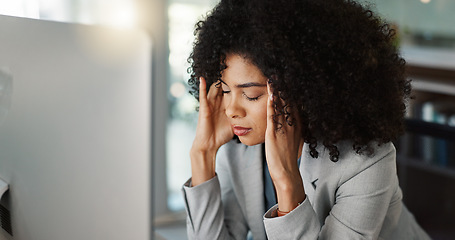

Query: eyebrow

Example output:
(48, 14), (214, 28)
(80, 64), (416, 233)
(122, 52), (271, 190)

(220, 80), (266, 88)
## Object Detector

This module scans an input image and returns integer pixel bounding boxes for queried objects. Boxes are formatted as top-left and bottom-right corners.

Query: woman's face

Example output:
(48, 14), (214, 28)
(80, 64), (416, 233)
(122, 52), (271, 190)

(221, 54), (268, 146)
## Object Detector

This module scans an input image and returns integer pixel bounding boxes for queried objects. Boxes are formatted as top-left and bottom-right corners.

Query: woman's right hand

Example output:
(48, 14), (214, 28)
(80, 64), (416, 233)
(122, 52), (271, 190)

(190, 77), (233, 186)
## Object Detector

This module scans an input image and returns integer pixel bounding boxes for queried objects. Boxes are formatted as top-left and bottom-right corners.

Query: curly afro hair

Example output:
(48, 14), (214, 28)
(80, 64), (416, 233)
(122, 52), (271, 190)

(187, 0), (411, 162)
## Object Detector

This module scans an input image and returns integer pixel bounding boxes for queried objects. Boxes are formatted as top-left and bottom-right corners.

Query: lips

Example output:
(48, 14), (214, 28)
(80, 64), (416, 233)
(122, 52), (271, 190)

(232, 126), (252, 136)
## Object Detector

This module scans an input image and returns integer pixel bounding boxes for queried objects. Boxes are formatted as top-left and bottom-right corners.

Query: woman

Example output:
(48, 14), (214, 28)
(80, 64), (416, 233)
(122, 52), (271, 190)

(182, 0), (430, 239)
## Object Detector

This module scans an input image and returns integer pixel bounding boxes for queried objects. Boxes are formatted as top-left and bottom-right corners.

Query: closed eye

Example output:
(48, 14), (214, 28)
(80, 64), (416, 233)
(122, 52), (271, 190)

(243, 93), (262, 101)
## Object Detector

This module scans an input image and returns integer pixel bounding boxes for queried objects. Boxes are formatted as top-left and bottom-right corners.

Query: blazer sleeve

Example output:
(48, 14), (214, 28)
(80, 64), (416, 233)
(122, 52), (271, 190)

(263, 198), (321, 239)
(263, 144), (401, 239)
(182, 169), (249, 240)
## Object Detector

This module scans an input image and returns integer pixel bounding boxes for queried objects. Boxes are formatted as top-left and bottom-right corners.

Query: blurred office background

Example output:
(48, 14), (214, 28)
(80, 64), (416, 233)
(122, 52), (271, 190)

(0, 0), (454, 239)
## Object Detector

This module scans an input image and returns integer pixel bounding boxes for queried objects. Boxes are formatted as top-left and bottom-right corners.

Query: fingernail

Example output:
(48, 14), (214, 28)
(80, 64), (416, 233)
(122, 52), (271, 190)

(269, 93), (273, 101)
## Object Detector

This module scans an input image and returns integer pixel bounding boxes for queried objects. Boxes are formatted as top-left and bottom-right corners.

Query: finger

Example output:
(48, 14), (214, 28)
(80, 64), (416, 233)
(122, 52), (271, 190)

(267, 82), (276, 136)
(198, 77), (209, 110)
(207, 80), (221, 102)
(281, 98), (291, 129)
(270, 89), (288, 134)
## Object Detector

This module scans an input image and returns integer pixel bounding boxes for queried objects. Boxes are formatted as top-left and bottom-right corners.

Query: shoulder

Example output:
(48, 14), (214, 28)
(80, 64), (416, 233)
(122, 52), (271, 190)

(339, 141), (395, 171)
(304, 141), (397, 184)
(333, 141), (397, 185)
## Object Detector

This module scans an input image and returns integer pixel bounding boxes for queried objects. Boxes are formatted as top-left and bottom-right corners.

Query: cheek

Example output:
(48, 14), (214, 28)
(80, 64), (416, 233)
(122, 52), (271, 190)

(222, 95), (230, 109)
(252, 101), (268, 130)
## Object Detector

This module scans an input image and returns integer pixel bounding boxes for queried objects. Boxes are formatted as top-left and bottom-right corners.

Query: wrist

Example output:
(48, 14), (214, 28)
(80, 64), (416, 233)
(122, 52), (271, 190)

(275, 175), (306, 213)
(277, 201), (301, 217)
(190, 139), (220, 156)
(190, 147), (218, 186)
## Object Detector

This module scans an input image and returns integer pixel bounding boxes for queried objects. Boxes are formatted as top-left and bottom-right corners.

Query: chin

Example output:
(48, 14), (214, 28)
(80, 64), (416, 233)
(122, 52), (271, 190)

(238, 136), (265, 146)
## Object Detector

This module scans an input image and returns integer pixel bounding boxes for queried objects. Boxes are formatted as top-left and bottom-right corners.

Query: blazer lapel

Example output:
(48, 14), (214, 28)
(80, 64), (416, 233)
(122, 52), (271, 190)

(300, 143), (320, 205)
(240, 144), (267, 239)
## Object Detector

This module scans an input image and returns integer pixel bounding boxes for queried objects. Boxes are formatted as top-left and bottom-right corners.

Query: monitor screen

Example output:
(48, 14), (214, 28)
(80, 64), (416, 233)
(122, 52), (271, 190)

(0, 15), (152, 240)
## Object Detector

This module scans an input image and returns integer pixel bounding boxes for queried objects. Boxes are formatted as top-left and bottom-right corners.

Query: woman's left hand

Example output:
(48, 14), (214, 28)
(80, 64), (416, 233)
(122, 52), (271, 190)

(265, 82), (306, 213)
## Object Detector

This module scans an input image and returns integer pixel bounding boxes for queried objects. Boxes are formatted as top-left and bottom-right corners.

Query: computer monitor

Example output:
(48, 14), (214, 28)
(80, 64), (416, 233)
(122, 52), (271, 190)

(0, 15), (152, 240)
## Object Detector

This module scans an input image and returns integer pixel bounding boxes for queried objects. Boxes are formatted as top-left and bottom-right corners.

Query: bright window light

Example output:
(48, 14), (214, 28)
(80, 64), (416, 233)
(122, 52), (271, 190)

(0, 0), (138, 29)
(99, 1), (138, 29)
(0, 0), (39, 18)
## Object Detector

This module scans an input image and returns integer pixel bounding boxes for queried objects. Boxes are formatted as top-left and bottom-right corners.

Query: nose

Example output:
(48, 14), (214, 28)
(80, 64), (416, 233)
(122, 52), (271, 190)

(225, 96), (246, 119)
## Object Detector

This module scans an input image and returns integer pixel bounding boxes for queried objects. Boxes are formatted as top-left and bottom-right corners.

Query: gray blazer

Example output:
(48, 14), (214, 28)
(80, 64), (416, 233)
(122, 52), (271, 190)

(182, 140), (430, 240)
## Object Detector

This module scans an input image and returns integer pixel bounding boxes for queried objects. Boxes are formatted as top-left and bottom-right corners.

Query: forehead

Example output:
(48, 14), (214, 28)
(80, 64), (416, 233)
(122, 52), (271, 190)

(221, 54), (267, 86)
